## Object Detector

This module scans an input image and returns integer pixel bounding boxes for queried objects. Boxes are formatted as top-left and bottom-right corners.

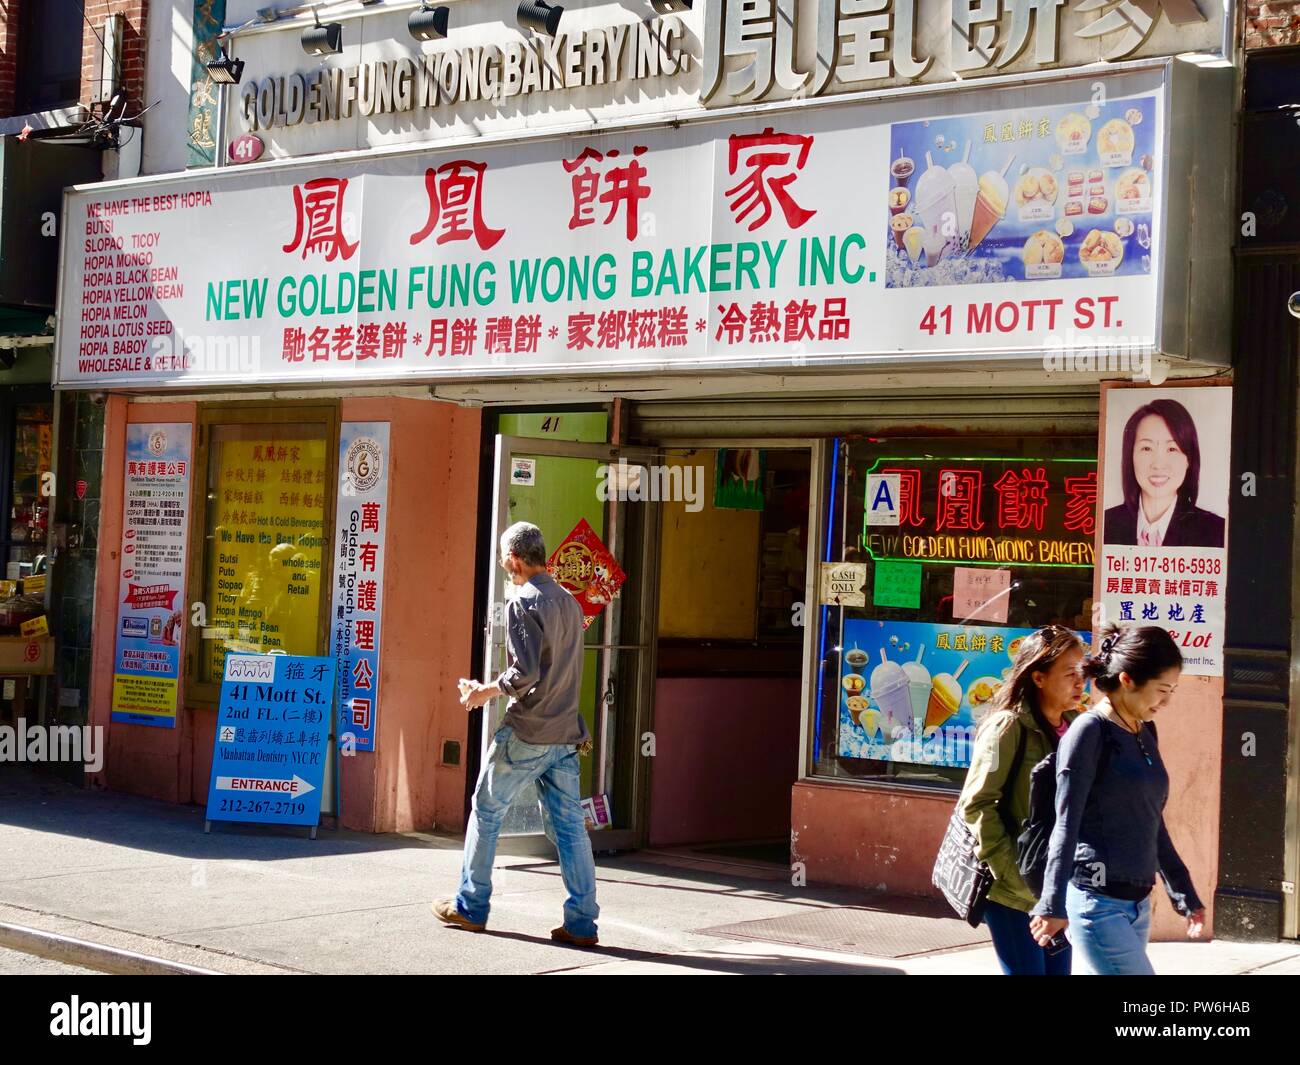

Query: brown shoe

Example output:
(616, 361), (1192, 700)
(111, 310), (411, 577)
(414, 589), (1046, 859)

(432, 898), (485, 932)
(551, 926), (598, 947)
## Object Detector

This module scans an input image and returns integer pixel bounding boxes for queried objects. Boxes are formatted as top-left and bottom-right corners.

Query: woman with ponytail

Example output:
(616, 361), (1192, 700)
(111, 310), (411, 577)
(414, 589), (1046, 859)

(1029, 624), (1206, 974)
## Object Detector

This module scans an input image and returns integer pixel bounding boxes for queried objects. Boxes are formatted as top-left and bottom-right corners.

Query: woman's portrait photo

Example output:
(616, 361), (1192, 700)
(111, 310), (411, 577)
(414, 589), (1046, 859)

(1102, 392), (1229, 549)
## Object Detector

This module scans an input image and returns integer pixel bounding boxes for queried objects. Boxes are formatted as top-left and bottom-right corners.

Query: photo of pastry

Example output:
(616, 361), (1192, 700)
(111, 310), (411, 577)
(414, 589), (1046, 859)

(1080, 228), (1124, 273)
(1015, 167), (1058, 221)
(1115, 216), (1135, 237)
(1098, 118), (1136, 165)
(1022, 229), (1065, 277)
(1115, 168), (1152, 212)
(1055, 112), (1092, 155)
(1087, 195), (1109, 214)
(1065, 200), (1083, 216)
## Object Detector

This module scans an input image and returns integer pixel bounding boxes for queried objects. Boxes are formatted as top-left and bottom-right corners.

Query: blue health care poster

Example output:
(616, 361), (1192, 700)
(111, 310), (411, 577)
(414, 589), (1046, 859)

(110, 424), (193, 728)
(886, 93), (1158, 287)
(205, 654), (336, 827)
(838, 619), (1091, 769)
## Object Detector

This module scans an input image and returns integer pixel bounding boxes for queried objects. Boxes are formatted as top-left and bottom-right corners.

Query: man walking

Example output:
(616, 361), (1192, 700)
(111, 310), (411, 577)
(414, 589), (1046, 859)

(433, 521), (600, 946)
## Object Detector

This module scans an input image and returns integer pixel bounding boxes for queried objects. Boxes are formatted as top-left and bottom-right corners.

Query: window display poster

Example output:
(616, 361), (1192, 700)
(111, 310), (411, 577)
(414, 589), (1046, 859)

(887, 94), (1158, 287)
(1099, 385), (1232, 676)
(330, 422), (390, 752)
(205, 435), (328, 681)
(837, 619), (1091, 769)
(111, 424), (192, 728)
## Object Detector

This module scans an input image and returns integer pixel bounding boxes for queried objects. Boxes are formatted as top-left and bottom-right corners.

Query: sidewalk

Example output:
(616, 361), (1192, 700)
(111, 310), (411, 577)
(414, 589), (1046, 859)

(2, 766), (1297, 976)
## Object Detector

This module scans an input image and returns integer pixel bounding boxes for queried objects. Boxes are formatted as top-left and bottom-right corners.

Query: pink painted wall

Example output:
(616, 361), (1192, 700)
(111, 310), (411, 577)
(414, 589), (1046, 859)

(340, 396), (480, 834)
(89, 400), (199, 804)
(791, 782), (954, 895)
(649, 676), (800, 846)
(89, 397), (483, 836)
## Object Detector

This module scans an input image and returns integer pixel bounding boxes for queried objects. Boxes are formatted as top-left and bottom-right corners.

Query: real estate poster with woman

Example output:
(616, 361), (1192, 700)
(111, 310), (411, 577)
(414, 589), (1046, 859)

(1098, 385), (1232, 676)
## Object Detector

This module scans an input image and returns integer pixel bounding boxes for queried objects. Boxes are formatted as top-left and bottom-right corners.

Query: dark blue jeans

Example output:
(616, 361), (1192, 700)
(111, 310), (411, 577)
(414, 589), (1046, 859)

(983, 899), (1072, 976)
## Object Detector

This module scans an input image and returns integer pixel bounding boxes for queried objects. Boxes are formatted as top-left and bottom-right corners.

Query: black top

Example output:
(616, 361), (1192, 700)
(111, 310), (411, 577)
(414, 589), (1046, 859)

(1103, 498), (1225, 548)
(1031, 712), (1204, 919)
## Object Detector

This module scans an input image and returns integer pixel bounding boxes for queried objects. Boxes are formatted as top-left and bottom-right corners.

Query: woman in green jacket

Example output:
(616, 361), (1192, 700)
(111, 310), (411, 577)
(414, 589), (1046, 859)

(957, 625), (1087, 975)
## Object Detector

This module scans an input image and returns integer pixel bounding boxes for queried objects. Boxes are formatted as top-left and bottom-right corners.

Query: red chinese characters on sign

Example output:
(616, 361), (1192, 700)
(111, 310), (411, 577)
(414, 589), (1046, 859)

(548, 518), (627, 630)
(936, 469), (985, 532)
(879, 468), (925, 528)
(562, 306), (693, 352)
(283, 177), (359, 262)
(562, 146), (651, 241)
(123, 583), (179, 611)
(714, 298), (849, 345)
(1063, 471), (1098, 536)
(410, 160), (505, 250)
(724, 128), (817, 232)
(282, 323), (408, 364)
(993, 467), (1050, 531)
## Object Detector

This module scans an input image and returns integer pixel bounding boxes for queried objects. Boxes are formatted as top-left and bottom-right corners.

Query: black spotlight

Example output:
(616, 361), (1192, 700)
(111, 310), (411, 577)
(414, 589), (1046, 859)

(205, 48), (245, 85)
(409, 3), (450, 41)
(517, 0), (563, 36)
(301, 21), (343, 57)
(651, 0), (692, 10)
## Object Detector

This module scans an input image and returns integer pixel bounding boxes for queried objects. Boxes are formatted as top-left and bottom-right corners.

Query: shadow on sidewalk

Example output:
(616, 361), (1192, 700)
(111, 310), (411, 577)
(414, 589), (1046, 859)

(0, 765), (943, 926)
(0, 764), (448, 863)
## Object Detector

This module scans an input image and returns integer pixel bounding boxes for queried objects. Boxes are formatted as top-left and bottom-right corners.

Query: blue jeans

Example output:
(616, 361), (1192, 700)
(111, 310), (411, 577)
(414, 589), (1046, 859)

(1065, 881), (1153, 975)
(984, 900), (1072, 976)
(455, 725), (599, 938)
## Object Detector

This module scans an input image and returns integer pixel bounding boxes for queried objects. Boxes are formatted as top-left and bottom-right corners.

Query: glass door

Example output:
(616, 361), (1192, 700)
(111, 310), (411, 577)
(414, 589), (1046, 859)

(482, 435), (658, 846)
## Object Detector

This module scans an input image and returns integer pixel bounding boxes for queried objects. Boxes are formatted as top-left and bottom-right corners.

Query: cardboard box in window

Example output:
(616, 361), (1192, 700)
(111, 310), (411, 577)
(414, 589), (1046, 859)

(0, 635), (54, 675)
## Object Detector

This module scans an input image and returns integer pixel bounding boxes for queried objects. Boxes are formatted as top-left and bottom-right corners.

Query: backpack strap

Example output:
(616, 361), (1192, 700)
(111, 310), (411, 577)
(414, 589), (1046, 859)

(996, 719), (1029, 833)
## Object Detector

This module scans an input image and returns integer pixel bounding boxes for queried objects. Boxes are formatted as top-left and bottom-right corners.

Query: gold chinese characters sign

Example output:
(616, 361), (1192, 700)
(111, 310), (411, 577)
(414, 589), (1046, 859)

(702, 0), (1222, 106)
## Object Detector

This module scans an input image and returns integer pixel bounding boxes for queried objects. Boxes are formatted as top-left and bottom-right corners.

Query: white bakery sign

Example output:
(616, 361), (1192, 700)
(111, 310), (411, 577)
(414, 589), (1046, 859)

(59, 71), (1173, 389)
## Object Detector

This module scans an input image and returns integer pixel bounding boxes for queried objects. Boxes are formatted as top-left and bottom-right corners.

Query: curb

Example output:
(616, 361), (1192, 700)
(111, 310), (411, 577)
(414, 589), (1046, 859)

(0, 922), (224, 976)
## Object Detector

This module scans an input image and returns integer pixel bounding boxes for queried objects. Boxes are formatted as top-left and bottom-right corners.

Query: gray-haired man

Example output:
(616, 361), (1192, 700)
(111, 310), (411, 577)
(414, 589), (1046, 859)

(433, 521), (600, 946)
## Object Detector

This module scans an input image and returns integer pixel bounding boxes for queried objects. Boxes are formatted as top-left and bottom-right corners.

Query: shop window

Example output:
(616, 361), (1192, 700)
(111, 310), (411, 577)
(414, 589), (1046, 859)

(5, 402), (52, 573)
(187, 407), (337, 700)
(13, 0), (85, 114)
(812, 436), (1096, 789)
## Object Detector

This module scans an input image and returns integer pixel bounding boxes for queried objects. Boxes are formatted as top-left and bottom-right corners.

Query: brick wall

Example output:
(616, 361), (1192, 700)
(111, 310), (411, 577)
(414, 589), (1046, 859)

(1245, 0), (1300, 48)
(0, 1), (21, 118)
(80, 0), (150, 111)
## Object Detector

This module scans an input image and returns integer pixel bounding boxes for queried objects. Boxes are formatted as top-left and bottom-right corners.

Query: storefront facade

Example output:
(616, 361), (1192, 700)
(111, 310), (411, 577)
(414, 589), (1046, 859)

(55, 0), (1261, 942)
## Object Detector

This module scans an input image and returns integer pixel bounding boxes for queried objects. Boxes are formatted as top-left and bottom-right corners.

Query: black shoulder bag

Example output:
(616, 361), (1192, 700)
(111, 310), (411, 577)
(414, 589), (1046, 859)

(932, 722), (1027, 928)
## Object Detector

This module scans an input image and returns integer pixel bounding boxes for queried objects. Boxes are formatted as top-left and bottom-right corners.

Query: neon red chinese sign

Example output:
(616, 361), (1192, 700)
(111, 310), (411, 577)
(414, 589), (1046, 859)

(861, 457), (1098, 568)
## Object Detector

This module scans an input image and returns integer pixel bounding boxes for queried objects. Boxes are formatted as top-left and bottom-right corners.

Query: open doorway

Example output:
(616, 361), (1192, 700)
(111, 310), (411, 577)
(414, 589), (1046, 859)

(646, 447), (812, 869)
